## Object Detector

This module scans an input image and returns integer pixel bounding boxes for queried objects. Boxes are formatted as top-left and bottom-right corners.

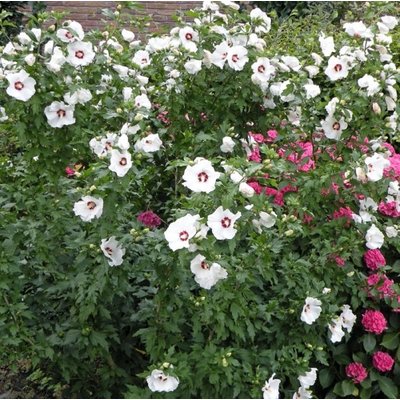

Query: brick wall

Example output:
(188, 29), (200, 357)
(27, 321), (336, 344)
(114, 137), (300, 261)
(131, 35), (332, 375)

(40, 1), (202, 32)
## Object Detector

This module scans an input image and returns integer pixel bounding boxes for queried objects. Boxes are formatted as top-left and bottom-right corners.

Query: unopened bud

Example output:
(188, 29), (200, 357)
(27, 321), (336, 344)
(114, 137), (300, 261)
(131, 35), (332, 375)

(222, 357), (228, 367)
(372, 102), (381, 114)
(89, 185), (96, 192)
(116, 108), (123, 114)
(162, 362), (170, 369)
(48, 24), (56, 32)
(285, 229), (294, 237)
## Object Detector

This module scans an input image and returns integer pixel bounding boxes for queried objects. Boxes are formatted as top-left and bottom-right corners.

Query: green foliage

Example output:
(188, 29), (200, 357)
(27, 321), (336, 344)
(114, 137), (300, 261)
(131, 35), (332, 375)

(0, 1), (400, 399)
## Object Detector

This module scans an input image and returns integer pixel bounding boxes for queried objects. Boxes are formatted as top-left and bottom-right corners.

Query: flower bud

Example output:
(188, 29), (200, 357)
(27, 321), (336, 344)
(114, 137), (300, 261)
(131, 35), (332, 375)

(162, 362), (170, 369)
(222, 357), (228, 367)
(89, 185), (96, 192)
(116, 108), (123, 114)
(347, 271), (355, 277)
(48, 24), (56, 32)
(372, 102), (381, 114)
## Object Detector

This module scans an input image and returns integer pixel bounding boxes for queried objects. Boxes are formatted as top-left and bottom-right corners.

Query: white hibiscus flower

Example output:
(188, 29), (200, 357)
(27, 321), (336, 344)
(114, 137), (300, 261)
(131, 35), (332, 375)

(134, 94), (151, 110)
(211, 41), (230, 69)
(340, 305), (356, 333)
(190, 254), (228, 290)
(207, 206), (241, 240)
(89, 133), (117, 157)
(134, 133), (162, 153)
(179, 26), (199, 52)
(100, 237), (125, 266)
(358, 74), (380, 96)
(73, 196), (103, 222)
(121, 29), (135, 42)
(56, 20), (84, 42)
(251, 57), (276, 85)
(321, 115), (348, 140)
(44, 101), (75, 128)
(64, 88), (92, 105)
(328, 316), (345, 343)
(109, 149), (132, 177)
(293, 387), (313, 399)
(182, 158), (220, 193)
(146, 370), (179, 392)
(365, 153), (390, 182)
(298, 368), (318, 389)
(343, 21), (373, 38)
(132, 50), (151, 68)
(6, 70), (36, 102)
(227, 45), (248, 71)
(262, 373), (281, 400)
(319, 33), (335, 57)
(324, 56), (349, 81)
(300, 297), (322, 325)
(220, 136), (235, 153)
(365, 224), (384, 249)
(184, 59), (202, 74)
(66, 41), (95, 67)
(164, 214), (200, 251)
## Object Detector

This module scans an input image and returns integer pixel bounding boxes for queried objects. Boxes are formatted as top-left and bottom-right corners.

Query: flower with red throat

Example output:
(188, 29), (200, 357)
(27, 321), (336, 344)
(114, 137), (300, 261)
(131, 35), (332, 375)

(345, 362), (368, 384)
(372, 351), (395, 372)
(363, 249), (386, 270)
(361, 309), (387, 334)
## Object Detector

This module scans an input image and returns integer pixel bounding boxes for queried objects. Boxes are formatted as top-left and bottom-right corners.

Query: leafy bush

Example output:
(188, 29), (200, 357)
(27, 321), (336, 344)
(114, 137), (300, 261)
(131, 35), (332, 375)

(1, 1), (400, 398)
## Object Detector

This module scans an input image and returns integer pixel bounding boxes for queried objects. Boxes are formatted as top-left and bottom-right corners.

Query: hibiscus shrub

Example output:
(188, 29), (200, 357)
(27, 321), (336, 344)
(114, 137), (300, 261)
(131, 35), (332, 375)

(1, 2), (400, 399)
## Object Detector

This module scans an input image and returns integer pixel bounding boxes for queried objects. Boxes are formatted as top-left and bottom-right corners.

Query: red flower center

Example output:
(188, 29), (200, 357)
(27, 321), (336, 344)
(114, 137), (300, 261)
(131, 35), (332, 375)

(185, 33), (193, 40)
(105, 141), (113, 150)
(87, 201), (96, 210)
(258, 65), (265, 73)
(232, 54), (239, 63)
(119, 157), (127, 166)
(75, 50), (84, 59)
(197, 171), (209, 182)
(222, 52), (228, 60)
(179, 231), (189, 241)
(221, 217), (231, 228)
(201, 261), (209, 270)
(334, 64), (342, 72)
(14, 81), (24, 90)
(332, 122), (340, 130)
(57, 109), (66, 118)
(65, 31), (73, 39)
(141, 58), (148, 64)
(105, 246), (113, 255)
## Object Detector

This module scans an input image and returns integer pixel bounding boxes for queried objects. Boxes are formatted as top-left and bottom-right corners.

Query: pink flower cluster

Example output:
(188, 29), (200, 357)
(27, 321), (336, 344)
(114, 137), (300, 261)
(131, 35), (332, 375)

(361, 310), (387, 334)
(345, 362), (368, 384)
(332, 206), (354, 225)
(372, 351), (395, 372)
(378, 201), (400, 218)
(278, 141), (315, 172)
(363, 249), (386, 270)
(137, 211), (162, 228)
(367, 273), (394, 298)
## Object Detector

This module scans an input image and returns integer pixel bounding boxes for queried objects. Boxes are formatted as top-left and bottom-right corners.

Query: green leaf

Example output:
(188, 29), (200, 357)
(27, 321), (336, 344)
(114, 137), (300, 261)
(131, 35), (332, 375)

(319, 368), (334, 389)
(381, 332), (399, 350)
(363, 334), (376, 353)
(341, 380), (356, 396)
(378, 376), (398, 399)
